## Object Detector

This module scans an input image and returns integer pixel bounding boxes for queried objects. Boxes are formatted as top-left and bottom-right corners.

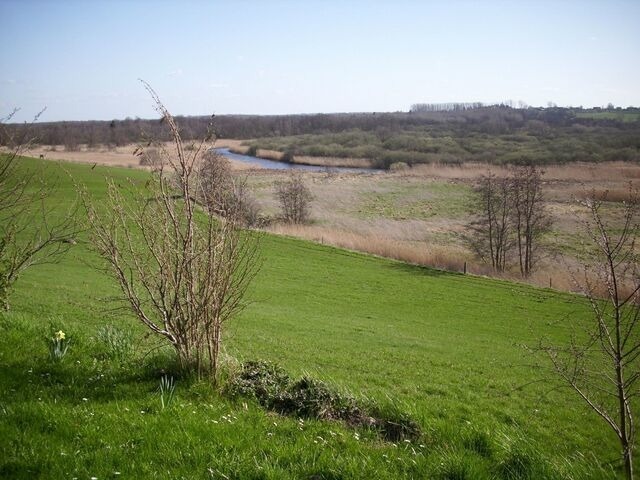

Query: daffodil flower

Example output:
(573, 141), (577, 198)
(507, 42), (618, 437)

(54, 330), (66, 341)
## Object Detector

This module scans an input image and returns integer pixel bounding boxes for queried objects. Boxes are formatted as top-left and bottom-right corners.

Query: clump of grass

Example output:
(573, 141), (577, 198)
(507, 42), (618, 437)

(462, 428), (493, 458)
(493, 435), (553, 480)
(435, 451), (474, 480)
(96, 324), (133, 363)
(495, 449), (535, 479)
(226, 360), (421, 442)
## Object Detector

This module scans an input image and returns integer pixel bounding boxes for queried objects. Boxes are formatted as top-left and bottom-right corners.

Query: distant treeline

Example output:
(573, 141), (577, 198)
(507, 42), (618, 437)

(410, 102), (487, 112)
(1, 106), (639, 166)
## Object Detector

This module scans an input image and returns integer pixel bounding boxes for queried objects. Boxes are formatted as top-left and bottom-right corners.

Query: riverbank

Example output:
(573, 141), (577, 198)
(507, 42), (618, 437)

(216, 148), (382, 173)
(228, 145), (376, 169)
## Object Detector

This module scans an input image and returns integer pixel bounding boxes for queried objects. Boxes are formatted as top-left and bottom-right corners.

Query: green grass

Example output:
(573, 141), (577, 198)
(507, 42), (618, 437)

(357, 181), (472, 220)
(575, 111), (640, 122)
(0, 157), (627, 478)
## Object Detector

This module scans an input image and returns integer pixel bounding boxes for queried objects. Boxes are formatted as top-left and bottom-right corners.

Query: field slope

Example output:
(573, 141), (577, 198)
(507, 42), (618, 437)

(0, 157), (625, 479)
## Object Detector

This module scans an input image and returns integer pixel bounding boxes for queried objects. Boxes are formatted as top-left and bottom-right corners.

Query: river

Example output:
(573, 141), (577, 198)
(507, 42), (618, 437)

(214, 148), (382, 173)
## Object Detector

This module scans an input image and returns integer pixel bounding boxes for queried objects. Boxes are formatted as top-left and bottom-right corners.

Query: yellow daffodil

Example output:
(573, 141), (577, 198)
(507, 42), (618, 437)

(54, 330), (66, 341)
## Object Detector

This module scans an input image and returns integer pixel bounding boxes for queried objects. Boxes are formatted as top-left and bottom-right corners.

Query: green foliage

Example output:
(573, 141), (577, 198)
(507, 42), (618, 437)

(158, 374), (176, 410)
(95, 324), (133, 363)
(225, 360), (291, 406)
(247, 119), (640, 168)
(495, 449), (536, 480)
(46, 328), (70, 362)
(0, 158), (625, 478)
(463, 429), (493, 458)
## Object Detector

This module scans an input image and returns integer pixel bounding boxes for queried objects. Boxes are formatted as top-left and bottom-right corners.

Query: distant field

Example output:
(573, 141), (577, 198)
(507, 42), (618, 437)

(0, 157), (631, 478)
(575, 111), (640, 122)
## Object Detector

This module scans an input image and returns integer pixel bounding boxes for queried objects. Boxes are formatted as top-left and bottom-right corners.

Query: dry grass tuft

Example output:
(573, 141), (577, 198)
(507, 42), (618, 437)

(571, 187), (637, 203)
(407, 161), (640, 183)
(268, 224), (489, 274)
(291, 156), (375, 169)
(256, 149), (284, 161)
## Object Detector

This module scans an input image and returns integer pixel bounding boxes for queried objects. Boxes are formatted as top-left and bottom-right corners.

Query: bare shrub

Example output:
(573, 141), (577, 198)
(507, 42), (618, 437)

(275, 171), (313, 224)
(198, 151), (233, 212)
(538, 186), (639, 479)
(511, 165), (551, 276)
(83, 83), (259, 381)
(466, 172), (513, 272)
(138, 148), (163, 170)
(198, 151), (262, 227)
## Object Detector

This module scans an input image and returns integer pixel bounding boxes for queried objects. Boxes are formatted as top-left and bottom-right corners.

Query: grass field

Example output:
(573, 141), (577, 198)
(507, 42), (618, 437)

(0, 157), (630, 478)
(575, 111), (640, 123)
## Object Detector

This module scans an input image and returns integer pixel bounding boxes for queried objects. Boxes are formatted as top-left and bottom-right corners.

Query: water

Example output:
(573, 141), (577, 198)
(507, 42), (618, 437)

(213, 148), (382, 174)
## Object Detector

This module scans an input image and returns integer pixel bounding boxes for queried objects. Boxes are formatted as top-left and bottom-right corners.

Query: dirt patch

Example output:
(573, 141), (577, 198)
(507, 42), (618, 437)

(17, 139), (255, 171)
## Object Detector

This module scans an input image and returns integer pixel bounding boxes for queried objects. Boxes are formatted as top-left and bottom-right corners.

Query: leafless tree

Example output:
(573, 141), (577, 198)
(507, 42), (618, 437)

(511, 165), (551, 276)
(0, 108), (77, 310)
(539, 187), (639, 479)
(466, 172), (513, 272)
(467, 167), (550, 275)
(198, 151), (234, 213)
(275, 171), (313, 224)
(83, 83), (259, 382)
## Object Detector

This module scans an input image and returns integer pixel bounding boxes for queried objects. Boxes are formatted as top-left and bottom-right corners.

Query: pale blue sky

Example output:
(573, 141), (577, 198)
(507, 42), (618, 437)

(1, 0), (638, 122)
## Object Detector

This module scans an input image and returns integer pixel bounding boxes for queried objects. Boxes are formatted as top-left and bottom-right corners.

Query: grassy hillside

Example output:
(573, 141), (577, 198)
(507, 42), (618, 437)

(0, 158), (625, 478)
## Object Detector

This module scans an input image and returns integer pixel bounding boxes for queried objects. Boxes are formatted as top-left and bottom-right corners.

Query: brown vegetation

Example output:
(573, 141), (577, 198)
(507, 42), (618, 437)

(82, 86), (259, 381)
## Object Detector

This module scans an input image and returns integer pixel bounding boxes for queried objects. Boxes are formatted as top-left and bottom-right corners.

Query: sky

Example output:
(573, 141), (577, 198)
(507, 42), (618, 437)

(1, 0), (639, 122)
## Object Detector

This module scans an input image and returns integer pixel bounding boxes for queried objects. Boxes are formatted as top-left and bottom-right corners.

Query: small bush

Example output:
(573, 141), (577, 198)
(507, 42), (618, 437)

(226, 360), (421, 442)
(275, 172), (313, 224)
(225, 360), (290, 408)
(389, 161), (409, 171)
(138, 148), (163, 169)
(281, 147), (295, 163)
